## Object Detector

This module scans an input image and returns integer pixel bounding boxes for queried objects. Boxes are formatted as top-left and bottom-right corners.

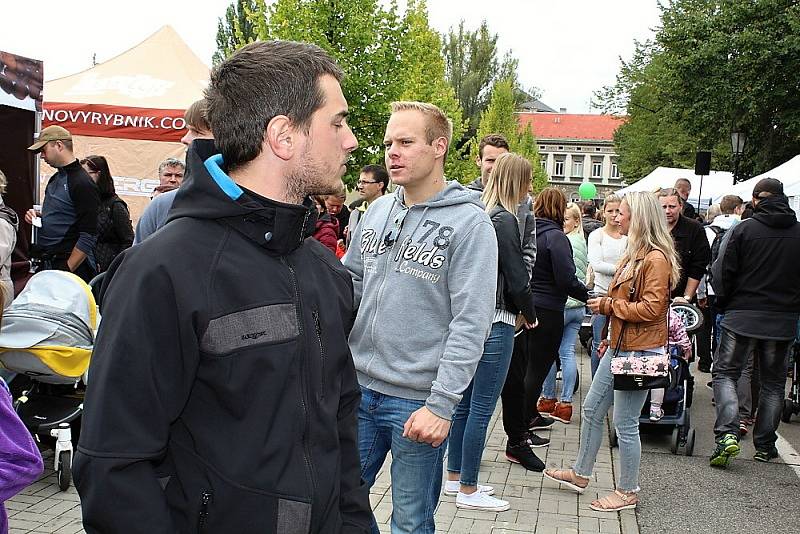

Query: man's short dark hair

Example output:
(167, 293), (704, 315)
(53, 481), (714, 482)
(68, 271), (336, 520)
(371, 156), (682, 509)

(719, 195), (743, 214)
(205, 40), (343, 170)
(361, 164), (389, 194)
(581, 201), (596, 218)
(478, 134), (510, 160)
(184, 99), (210, 133)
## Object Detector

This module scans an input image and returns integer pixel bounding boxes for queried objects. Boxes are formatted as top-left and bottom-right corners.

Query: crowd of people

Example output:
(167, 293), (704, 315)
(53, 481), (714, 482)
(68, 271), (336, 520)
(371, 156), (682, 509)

(0, 38), (799, 534)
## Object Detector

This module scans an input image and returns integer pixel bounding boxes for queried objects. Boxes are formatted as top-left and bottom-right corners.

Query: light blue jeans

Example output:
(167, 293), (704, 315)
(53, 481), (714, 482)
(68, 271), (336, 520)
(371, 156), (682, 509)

(358, 387), (447, 534)
(542, 307), (584, 403)
(591, 313), (608, 378)
(448, 322), (514, 486)
(573, 351), (649, 492)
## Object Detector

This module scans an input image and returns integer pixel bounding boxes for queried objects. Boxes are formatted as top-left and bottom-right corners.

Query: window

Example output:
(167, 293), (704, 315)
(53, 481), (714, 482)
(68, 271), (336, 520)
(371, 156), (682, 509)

(554, 159), (565, 177)
(540, 159), (547, 171)
(576, 147), (582, 151)
(572, 159), (583, 177)
(592, 161), (603, 178)
(611, 162), (620, 178)
(595, 147), (601, 152)
(539, 145), (546, 151)
(558, 146), (564, 150)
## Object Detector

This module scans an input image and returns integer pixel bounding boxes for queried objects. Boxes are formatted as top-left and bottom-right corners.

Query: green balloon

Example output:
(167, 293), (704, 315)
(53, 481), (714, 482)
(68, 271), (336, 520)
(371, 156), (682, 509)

(578, 182), (597, 200)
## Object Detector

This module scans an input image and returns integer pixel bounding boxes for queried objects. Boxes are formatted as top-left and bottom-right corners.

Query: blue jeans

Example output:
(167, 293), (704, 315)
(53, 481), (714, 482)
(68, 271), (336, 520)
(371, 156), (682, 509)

(358, 387), (447, 534)
(447, 322), (514, 486)
(542, 307), (583, 402)
(573, 352), (649, 492)
(591, 313), (608, 378)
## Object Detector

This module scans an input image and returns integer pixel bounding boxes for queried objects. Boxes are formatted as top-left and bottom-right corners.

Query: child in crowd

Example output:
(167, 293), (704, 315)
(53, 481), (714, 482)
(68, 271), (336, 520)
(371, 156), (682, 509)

(0, 376), (44, 533)
(649, 307), (692, 421)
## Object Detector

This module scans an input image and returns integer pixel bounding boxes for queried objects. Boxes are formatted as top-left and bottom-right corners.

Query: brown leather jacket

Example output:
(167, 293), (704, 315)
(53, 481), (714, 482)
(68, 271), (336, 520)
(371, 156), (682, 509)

(598, 248), (671, 351)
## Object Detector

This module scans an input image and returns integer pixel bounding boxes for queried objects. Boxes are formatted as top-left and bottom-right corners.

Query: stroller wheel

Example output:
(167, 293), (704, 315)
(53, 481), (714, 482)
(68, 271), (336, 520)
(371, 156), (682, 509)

(783, 399), (794, 423)
(684, 428), (696, 456)
(57, 450), (71, 491)
(670, 427), (680, 455)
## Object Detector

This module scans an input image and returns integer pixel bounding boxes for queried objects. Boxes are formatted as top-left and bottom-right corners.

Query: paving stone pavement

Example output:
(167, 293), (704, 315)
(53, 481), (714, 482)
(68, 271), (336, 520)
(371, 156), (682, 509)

(7, 346), (636, 534)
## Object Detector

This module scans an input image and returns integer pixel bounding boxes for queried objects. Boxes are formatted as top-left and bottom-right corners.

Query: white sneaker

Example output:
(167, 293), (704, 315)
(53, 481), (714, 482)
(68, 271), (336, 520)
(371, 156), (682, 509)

(456, 490), (510, 512)
(443, 480), (494, 496)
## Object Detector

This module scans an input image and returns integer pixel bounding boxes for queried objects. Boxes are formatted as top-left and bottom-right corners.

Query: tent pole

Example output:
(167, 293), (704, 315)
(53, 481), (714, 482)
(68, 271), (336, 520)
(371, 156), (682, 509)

(697, 174), (705, 217)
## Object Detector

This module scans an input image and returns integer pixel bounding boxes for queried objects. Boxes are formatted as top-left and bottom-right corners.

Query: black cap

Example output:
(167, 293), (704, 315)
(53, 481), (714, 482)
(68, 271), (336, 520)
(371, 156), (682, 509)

(752, 177), (783, 198)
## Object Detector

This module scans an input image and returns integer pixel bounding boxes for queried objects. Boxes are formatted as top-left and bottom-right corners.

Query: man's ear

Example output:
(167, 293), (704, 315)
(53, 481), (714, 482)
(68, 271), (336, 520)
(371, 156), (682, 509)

(433, 137), (449, 161)
(264, 115), (295, 161)
(475, 153), (482, 168)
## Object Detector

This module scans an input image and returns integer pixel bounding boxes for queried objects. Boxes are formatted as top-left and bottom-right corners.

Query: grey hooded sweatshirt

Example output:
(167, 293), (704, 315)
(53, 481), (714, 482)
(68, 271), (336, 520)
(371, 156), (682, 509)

(343, 181), (498, 420)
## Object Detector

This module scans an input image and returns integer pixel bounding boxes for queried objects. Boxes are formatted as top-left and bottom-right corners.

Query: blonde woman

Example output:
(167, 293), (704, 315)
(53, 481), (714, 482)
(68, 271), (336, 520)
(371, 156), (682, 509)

(544, 191), (680, 512)
(538, 202), (587, 423)
(446, 153), (537, 512)
(587, 194), (627, 377)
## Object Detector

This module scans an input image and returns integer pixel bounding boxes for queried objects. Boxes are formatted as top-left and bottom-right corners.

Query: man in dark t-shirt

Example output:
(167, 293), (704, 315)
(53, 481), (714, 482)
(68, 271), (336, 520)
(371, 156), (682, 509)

(26, 126), (99, 282)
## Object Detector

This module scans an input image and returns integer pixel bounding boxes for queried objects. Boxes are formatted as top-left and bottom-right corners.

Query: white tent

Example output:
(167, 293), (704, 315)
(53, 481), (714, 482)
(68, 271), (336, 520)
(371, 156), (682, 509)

(617, 167), (734, 210)
(717, 155), (800, 201)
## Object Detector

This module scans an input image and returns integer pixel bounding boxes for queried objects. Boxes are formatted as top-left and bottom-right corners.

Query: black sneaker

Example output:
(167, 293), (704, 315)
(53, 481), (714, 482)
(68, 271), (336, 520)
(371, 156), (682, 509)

(505, 440), (545, 471)
(754, 447), (779, 462)
(526, 432), (550, 448)
(529, 415), (555, 431)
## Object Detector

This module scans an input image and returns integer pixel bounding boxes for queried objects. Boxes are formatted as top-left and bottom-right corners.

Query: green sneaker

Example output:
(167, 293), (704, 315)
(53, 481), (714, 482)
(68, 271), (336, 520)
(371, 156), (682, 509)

(710, 433), (740, 468)
(754, 447), (779, 462)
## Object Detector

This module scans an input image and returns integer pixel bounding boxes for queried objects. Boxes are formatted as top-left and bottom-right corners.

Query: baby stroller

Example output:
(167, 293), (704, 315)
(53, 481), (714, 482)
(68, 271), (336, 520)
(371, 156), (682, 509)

(0, 270), (98, 490)
(610, 301), (703, 456)
(782, 342), (800, 423)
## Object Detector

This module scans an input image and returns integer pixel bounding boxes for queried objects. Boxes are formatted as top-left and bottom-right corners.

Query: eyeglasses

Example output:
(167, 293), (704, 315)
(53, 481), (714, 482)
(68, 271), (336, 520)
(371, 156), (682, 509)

(357, 180), (379, 186)
(383, 207), (409, 247)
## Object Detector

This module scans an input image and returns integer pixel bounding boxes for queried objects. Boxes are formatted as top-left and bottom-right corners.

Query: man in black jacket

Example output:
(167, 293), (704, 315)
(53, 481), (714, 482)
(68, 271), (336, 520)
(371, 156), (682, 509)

(25, 125), (99, 282)
(658, 188), (710, 301)
(709, 178), (800, 468)
(73, 41), (371, 533)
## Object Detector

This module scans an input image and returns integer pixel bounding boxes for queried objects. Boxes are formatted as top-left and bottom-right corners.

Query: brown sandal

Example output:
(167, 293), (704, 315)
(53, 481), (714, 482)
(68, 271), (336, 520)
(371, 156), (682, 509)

(543, 468), (589, 494)
(589, 490), (638, 512)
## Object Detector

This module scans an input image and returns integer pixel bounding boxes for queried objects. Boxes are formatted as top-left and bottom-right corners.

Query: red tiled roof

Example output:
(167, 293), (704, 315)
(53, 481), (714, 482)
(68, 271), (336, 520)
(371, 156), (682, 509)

(517, 113), (626, 142)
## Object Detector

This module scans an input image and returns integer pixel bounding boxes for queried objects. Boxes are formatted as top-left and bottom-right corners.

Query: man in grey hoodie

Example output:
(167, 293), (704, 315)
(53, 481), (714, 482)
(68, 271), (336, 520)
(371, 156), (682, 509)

(344, 102), (498, 534)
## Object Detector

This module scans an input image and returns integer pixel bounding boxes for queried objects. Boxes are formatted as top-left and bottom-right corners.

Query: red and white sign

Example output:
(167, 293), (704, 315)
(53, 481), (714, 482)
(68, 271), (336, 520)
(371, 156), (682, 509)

(42, 102), (186, 142)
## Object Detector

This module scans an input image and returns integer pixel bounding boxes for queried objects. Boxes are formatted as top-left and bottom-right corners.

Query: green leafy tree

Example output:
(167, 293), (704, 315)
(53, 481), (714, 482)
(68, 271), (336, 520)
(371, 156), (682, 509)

(213, 0), (260, 65)
(442, 21), (537, 142)
(596, 0), (800, 182)
(474, 79), (548, 192)
(396, 0), (470, 181)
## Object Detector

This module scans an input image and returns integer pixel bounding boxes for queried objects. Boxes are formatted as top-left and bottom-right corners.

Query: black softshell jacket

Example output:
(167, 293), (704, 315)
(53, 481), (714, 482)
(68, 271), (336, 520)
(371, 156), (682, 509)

(73, 140), (371, 533)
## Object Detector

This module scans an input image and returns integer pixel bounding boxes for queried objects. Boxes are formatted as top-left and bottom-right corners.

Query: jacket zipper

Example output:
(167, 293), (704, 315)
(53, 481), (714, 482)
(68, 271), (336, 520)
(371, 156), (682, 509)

(280, 257), (318, 510)
(198, 491), (212, 532)
(312, 310), (325, 399)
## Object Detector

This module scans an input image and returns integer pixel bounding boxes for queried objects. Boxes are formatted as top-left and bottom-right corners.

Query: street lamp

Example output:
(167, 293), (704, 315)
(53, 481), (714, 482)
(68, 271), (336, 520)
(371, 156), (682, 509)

(731, 131), (747, 183)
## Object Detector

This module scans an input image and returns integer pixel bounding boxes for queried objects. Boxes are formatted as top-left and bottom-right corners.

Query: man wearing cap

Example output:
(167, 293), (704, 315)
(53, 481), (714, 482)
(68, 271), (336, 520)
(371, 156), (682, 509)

(709, 178), (800, 467)
(25, 125), (99, 282)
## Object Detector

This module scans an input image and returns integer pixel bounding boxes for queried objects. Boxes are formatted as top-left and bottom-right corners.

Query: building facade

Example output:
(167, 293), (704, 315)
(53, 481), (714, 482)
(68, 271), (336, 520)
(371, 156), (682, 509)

(518, 112), (625, 201)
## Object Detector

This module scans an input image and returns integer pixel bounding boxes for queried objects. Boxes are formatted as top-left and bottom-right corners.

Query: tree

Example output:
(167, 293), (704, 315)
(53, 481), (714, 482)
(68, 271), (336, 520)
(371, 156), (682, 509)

(442, 21), (537, 142)
(475, 79), (548, 192)
(596, 0), (800, 182)
(395, 0), (469, 181)
(213, 0), (260, 65)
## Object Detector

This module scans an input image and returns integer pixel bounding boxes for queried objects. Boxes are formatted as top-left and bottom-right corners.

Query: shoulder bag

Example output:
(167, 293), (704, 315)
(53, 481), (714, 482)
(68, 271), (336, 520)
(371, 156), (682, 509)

(610, 256), (671, 391)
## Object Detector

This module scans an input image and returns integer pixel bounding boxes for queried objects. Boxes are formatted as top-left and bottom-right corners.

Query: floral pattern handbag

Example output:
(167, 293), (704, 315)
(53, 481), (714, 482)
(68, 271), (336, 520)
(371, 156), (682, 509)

(609, 257), (671, 391)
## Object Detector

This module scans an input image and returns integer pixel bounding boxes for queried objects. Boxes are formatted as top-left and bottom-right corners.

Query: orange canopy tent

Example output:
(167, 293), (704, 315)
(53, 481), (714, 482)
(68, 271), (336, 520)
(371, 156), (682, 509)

(40, 25), (209, 221)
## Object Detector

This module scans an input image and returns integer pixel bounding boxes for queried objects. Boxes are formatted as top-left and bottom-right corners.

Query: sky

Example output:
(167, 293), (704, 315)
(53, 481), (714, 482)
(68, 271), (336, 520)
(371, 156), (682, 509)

(3, 0), (662, 114)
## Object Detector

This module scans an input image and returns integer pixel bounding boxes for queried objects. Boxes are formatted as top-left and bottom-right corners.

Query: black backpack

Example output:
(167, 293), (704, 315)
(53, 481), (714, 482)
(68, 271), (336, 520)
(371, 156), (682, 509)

(707, 225), (726, 284)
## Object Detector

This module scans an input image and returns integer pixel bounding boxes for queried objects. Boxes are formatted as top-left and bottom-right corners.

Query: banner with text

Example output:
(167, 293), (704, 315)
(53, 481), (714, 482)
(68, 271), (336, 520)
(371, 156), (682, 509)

(42, 102), (187, 142)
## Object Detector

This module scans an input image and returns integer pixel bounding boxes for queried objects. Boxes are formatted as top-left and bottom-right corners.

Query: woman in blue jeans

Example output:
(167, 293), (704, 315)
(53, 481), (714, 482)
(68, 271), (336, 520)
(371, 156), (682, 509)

(446, 153), (537, 512)
(544, 191), (680, 512)
(540, 202), (588, 423)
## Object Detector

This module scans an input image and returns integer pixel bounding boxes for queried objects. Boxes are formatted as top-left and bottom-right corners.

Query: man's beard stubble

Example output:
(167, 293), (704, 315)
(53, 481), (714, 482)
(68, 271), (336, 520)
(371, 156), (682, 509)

(285, 150), (340, 205)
